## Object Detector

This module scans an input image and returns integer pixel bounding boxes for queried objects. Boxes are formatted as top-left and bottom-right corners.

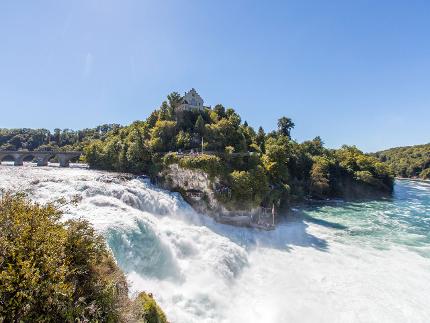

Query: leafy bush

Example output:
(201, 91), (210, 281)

(162, 152), (180, 166)
(178, 154), (223, 178)
(131, 292), (167, 323)
(0, 192), (167, 323)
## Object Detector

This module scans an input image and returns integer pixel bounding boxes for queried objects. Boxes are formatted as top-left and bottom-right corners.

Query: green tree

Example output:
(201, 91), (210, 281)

(302, 136), (325, 156)
(167, 91), (182, 110)
(262, 136), (291, 183)
(158, 101), (173, 121)
(149, 120), (177, 152)
(309, 156), (332, 198)
(213, 104), (226, 118)
(194, 115), (206, 136)
(176, 130), (192, 149)
(54, 128), (62, 145)
(126, 128), (151, 173)
(256, 126), (266, 152)
(277, 117), (295, 138)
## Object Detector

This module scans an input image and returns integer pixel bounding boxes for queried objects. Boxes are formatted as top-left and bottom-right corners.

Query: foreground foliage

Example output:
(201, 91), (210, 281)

(0, 193), (167, 323)
(375, 143), (430, 179)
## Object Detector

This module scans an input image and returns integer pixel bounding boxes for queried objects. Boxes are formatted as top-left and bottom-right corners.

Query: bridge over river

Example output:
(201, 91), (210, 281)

(0, 151), (82, 167)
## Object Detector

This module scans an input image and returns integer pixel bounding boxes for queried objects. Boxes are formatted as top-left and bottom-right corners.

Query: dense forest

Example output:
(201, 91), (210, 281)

(0, 92), (394, 210)
(0, 192), (167, 323)
(374, 143), (430, 179)
(0, 124), (121, 152)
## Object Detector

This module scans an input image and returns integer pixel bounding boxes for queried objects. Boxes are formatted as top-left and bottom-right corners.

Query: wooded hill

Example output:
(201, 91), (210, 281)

(0, 92), (394, 210)
(374, 143), (430, 179)
(67, 92), (394, 208)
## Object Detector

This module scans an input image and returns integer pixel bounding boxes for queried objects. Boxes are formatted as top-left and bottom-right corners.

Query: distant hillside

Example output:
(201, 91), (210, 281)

(374, 143), (430, 179)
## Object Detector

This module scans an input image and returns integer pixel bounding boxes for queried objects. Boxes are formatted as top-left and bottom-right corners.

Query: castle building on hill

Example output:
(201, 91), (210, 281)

(177, 88), (208, 111)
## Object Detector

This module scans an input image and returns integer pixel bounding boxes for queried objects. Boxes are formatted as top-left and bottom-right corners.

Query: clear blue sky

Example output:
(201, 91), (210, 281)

(1, 0), (429, 152)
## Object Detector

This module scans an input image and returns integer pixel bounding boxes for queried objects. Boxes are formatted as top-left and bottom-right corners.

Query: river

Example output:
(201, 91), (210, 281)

(1, 165), (429, 323)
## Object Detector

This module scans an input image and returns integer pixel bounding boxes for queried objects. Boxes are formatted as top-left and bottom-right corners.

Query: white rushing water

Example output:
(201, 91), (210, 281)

(1, 165), (430, 323)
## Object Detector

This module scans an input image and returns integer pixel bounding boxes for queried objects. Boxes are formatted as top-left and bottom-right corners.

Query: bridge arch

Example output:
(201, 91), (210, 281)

(0, 154), (16, 165)
(56, 153), (79, 167)
(0, 153), (25, 166)
(0, 151), (82, 167)
(22, 154), (36, 162)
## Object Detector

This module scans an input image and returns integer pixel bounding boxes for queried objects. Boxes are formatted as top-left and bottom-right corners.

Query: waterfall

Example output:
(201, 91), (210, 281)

(1, 165), (430, 323)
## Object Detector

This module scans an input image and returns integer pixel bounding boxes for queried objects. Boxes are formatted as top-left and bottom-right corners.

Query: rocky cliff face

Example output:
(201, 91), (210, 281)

(160, 164), (220, 212)
(159, 164), (275, 229)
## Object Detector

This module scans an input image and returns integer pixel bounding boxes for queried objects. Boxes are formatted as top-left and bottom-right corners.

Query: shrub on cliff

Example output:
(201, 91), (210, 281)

(162, 152), (180, 166)
(178, 154), (223, 178)
(130, 292), (167, 323)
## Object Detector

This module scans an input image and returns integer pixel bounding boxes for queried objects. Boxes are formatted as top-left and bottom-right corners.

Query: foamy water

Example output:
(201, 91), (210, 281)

(1, 164), (430, 323)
